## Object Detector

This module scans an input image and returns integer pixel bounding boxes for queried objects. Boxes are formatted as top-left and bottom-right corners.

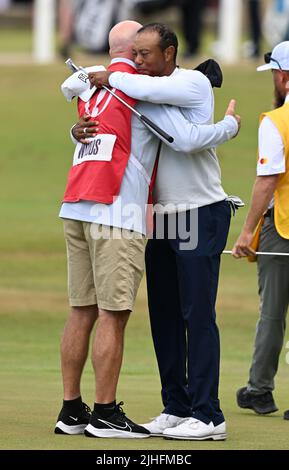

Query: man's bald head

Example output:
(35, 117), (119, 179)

(109, 20), (142, 59)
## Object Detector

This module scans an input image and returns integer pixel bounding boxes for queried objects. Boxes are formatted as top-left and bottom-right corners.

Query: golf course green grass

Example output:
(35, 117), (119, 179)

(1, 58), (289, 451)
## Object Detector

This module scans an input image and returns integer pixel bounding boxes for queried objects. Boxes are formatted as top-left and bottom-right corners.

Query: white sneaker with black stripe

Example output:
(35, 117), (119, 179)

(84, 401), (150, 439)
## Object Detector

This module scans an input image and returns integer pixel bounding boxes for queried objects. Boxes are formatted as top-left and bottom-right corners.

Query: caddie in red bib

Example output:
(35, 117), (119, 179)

(63, 61), (137, 204)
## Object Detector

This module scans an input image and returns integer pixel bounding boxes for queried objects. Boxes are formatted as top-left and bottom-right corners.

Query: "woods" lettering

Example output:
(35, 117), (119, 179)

(78, 139), (102, 160)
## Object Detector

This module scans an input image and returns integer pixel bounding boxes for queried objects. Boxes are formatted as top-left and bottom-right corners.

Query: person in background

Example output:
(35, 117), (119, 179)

(58, 0), (78, 58)
(180, 0), (207, 58)
(245, 0), (261, 58)
(0, 0), (11, 12)
(233, 41), (289, 420)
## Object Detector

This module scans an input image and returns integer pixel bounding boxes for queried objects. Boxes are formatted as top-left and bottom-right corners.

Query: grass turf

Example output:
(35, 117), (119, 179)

(0, 59), (289, 451)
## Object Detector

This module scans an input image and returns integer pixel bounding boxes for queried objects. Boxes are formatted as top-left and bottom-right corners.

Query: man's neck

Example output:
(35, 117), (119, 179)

(110, 57), (136, 68)
(168, 64), (177, 74)
(162, 63), (177, 76)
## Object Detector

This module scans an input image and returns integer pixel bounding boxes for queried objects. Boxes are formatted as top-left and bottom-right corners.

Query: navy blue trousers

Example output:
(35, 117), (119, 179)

(145, 200), (231, 425)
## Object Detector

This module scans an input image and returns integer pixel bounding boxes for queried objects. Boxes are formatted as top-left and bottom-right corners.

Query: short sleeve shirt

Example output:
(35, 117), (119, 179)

(257, 104), (288, 177)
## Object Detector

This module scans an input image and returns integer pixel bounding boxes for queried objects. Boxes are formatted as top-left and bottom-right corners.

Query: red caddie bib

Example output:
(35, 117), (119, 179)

(63, 61), (137, 204)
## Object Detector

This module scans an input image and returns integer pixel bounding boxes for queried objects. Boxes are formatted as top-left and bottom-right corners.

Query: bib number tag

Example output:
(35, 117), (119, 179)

(73, 134), (117, 166)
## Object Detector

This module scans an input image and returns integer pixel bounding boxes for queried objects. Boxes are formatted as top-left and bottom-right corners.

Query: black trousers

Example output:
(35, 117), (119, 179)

(180, 0), (206, 54)
(248, 0), (261, 56)
(145, 200), (231, 425)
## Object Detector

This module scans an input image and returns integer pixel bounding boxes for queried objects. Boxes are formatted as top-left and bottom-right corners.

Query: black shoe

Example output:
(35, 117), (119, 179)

(236, 387), (278, 415)
(283, 410), (289, 420)
(84, 401), (150, 439)
(55, 402), (91, 435)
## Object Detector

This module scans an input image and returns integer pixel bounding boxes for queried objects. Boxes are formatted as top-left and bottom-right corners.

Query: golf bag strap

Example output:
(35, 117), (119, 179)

(148, 140), (162, 205)
(146, 140), (162, 237)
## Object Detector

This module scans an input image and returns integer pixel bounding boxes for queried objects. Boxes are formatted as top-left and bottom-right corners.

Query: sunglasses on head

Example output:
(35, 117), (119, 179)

(264, 52), (282, 70)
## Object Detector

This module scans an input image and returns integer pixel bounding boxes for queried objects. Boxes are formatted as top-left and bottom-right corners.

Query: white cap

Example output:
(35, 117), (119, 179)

(61, 65), (106, 102)
(257, 41), (289, 72)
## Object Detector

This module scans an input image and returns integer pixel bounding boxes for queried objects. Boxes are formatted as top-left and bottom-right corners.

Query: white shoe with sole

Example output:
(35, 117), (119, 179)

(163, 418), (227, 440)
(141, 413), (189, 437)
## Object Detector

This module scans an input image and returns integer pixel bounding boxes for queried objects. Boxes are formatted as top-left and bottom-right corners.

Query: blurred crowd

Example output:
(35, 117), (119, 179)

(56, 0), (262, 59)
(57, 0), (218, 59)
(2, 0), (289, 59)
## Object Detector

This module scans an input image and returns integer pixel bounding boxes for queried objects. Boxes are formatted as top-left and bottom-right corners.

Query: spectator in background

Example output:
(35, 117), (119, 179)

(181, 0), (207, 58)
(132, 0), (211, 58)
(58, 0), (78, 59)
(233, 41), (289, 418)
(58, 0), (132, 58)
(0, 0), (11, 11)
(247, 0), (261, 58)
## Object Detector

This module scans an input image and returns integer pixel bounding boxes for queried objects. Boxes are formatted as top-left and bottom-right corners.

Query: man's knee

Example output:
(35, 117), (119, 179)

(98, 308), (131, 330)
(70, 305), (98, 327)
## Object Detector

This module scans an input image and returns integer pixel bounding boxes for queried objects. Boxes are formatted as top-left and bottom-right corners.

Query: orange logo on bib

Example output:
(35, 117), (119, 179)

(259, 158), (268, 164)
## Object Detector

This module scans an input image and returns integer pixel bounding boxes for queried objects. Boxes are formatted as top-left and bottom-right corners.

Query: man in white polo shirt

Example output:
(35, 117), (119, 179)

(89, 22), (241, 440)
(233, 41), (289, 420)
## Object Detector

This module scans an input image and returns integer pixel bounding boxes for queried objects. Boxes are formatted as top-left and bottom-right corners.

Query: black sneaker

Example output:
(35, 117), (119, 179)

(283, 410), (289, 420)
(84, 401), (150, 439)
(55, 402), (91, 435)
(236, 387), (278, 414)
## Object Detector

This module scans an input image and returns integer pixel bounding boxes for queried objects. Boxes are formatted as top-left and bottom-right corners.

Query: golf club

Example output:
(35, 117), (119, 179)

(65, 58), (174, 143)
(223, 250), (289, 256)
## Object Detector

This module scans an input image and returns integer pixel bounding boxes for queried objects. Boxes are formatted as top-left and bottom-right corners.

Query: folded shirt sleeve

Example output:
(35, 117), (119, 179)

(142, 104), (238, 153)
(109, 69), (210, 108)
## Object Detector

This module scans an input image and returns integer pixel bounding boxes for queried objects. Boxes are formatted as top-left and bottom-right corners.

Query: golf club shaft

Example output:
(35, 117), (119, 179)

(65, 59), (174, 143)
(223, 250), (289, 256)
(101, 85), (174, 143)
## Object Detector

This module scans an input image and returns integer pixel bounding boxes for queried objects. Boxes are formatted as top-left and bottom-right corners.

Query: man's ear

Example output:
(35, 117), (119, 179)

(164, 45), (175, 63)
(283, 71), (289, 92)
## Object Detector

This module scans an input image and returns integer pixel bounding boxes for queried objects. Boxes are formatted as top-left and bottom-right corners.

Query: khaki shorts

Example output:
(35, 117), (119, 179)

(63, 219), (145, 311)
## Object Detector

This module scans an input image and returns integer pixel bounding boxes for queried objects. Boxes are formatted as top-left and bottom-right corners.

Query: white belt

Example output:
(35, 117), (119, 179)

(130, 155), (151, 186)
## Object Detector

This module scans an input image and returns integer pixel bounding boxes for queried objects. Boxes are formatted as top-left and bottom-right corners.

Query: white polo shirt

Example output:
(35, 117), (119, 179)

(256, 95), (288, 209)
(257, 97), (288, 176)
(109, 67), (230, 212)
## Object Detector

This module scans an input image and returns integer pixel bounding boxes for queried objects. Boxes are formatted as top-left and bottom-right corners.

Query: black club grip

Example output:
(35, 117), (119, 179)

(140, 114), (174, 143)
